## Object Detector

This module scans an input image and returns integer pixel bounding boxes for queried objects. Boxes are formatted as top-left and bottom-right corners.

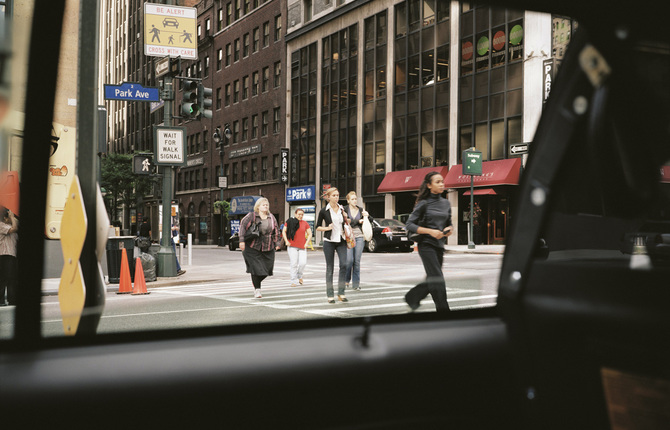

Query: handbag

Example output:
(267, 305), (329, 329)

(244, 213), (261, 242)
(361, 216), (373, 242)
(343, 223), (356, 249)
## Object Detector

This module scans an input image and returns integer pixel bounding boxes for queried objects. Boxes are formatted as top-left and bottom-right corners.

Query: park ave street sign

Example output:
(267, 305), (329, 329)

(104, 82), (160, 101)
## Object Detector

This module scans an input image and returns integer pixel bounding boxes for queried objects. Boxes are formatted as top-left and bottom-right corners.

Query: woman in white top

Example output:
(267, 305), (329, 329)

(315, 188), (349, 303)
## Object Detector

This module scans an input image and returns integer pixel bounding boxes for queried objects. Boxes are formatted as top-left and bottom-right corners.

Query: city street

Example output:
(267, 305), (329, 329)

(3, 246), (504, 338)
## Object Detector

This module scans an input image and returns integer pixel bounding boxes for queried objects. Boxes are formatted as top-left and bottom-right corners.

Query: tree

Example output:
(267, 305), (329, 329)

(101, 153), (153, 227)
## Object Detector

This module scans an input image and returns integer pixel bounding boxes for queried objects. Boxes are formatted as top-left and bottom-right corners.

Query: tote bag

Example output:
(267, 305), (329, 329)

(361, 216), (373, 242)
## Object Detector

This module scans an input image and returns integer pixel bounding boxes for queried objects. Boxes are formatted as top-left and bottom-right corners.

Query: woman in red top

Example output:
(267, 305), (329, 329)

(282, 209), (312, 287)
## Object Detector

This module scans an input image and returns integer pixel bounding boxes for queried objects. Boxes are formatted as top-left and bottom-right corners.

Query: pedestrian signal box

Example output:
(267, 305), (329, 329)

(133, 154), (154, 175)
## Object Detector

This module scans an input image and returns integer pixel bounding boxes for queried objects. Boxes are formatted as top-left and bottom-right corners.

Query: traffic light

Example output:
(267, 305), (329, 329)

(181, 79), (200, 119)
(199, 84), (213, 119)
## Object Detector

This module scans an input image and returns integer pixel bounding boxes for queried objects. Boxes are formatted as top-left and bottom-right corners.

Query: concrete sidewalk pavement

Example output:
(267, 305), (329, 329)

(41, 244), (505, 295)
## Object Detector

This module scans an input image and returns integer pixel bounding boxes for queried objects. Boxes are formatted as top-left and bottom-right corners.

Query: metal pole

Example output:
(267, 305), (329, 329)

(220, 151), (225, 246)
(468, 175), (475, 249)
(156, 74), (177, 276)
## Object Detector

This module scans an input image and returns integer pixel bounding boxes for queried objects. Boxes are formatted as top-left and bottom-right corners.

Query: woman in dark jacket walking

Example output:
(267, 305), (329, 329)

(239, 197), (281, 298)
(404, 171), (453, 312)
(316, 187), (349, 303)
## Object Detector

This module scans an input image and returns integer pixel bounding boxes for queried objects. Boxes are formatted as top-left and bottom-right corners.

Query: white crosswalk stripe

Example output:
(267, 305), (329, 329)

(153, 277), (497, 318)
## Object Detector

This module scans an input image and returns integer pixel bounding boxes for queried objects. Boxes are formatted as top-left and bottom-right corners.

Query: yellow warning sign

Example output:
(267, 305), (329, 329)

(144, 3), (197, 60)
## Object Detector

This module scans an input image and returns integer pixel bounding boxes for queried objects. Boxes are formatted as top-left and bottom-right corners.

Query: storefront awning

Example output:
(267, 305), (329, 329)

(443, 158), (522, 188)
(463, 188), (497, 196)
(377, 166), (449, 193)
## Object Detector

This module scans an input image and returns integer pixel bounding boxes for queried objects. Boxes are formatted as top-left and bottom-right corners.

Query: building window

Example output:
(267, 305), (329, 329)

(195, 132), (201, 153)
(242, 117), (249, 141)
(303, 0), (312, 23)
(206, 18), (211, 35)
(262, 66), (269, 92)
(217, 48), (223, 70)
(273, 154), (279, 179)
(226, 2), (232, 26)
(243, 33), (250, 57)
(251, 158), (258, 181)
(233, 80), (239, 103)
(253, 27), (260, 53)
(203, 168), (208, 188)
(261, 110), (269, 136)
(226, 43), (231, 66)
(218, 7), (224, 31)
(216, 87), (222, 110)
(458, 6), (523, 162)
(274, 61), (281, 88)
(233, 120), (240, 143)
(235, 0), (240, 20)
(232, 162), (238, 184)
(252, 114), (258, 139)
(204, 56), (210, 77)
(274, 15), (281, 41)
(273, 107), (281, 134)
(263, 22), (270, 47)
(203, 130), (209, 152)
(225, 83), (231, 106)
(244, 0), (250, 15)
(252, 71), (259, 96)
(241, 160), (248, 182)
(234, 38), (240, 62)
(261, 156), (268, 180)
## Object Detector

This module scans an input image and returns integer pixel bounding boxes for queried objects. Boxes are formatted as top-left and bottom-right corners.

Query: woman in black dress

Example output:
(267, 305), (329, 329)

(239, 197), (281, 298)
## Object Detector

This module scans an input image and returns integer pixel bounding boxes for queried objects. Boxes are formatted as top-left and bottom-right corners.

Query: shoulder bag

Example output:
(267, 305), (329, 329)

(340, 205), (356, 249)
(244, 213), (261, 242)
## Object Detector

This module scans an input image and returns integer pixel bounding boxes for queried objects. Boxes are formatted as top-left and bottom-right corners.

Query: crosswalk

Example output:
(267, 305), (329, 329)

(154, 277), (498, 318)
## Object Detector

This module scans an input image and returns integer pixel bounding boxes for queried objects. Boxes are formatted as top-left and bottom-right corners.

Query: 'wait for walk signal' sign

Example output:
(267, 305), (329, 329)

(144, 3), (197, 60)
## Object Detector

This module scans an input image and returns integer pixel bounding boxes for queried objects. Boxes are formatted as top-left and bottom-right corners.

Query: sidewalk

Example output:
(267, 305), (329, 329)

(41, 244), (505, 295)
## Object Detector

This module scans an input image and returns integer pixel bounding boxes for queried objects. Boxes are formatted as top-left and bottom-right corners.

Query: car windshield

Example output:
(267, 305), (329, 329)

(0, 1), (594, 339)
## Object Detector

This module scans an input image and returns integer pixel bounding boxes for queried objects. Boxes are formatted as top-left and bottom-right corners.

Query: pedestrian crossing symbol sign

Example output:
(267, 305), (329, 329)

(144, 3), (197, 60)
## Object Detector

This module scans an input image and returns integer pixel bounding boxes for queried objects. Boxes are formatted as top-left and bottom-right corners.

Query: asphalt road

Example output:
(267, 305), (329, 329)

(3, 247), (503, 338)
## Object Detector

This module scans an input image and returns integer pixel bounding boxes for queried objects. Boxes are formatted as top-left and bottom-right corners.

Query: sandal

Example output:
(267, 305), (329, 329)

(327, 297), (335, 303)
(338, 295), (348, 303)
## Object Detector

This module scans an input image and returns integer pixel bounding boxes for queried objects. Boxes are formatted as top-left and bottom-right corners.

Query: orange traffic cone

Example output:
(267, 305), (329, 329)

(116, 248), (132, 294)
(132, 257), (150, 295)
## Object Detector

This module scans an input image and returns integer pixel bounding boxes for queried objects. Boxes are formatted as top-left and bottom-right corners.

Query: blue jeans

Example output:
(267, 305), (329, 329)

(346, 237), (365, 288)
(323, 240), (347, 297)
(171, 240), (182, 272)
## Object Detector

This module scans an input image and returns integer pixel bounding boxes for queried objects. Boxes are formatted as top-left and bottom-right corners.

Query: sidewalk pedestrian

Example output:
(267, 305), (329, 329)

(316, 187), (349, 303)
(282, 209), (312, 287)
(239, 197), (281, 298)
(0, 207), (18, 306)
(404, 171), (453, 313)
(171, 223), (186, 276)
(344, 191), (372, 291)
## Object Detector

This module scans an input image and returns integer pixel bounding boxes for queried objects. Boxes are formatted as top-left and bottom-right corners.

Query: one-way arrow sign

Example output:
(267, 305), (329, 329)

(509, 143), (529, 155)
(104, 82), (160, 102)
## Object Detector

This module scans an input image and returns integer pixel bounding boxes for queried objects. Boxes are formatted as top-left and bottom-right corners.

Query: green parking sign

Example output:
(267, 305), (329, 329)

(463, 149), (483, 176)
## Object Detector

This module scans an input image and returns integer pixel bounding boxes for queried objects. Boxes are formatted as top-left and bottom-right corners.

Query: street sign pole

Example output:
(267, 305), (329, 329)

(462, 148), (482, 250)
(156, 73), (177, 277)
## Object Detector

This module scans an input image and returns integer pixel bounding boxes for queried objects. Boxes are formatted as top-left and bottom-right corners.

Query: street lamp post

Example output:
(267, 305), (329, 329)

(214, 125), (231, 246)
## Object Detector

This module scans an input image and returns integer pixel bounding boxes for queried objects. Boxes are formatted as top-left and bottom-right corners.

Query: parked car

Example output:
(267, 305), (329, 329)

(366, 218), (413, 252)
(228, 232), (239, 251)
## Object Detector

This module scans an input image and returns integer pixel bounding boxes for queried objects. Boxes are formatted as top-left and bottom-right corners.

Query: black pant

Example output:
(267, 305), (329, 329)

(405, 243), (450, 312)
(252, 274), (267, 289)
(0, 255), (17, 305)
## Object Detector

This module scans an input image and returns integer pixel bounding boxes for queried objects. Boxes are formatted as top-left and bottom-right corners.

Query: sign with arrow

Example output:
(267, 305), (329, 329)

(462, 149), (483, 176)
(510, 143), (529, 155)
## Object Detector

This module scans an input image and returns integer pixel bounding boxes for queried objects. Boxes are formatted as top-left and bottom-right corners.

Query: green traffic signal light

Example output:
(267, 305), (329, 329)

(182, 79), (200, 118)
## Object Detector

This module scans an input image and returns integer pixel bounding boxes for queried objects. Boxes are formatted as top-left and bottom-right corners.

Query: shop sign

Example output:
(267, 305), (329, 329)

(230, 195), (260, 215)
(286, 185), (316, 202)
(281, 148), (289, 183)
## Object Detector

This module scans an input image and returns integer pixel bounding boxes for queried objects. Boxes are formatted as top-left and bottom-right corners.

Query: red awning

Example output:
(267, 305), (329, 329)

(377, 166), (449, 193)
(463, 188), (497, 196)
(443, 158), (522, 188)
